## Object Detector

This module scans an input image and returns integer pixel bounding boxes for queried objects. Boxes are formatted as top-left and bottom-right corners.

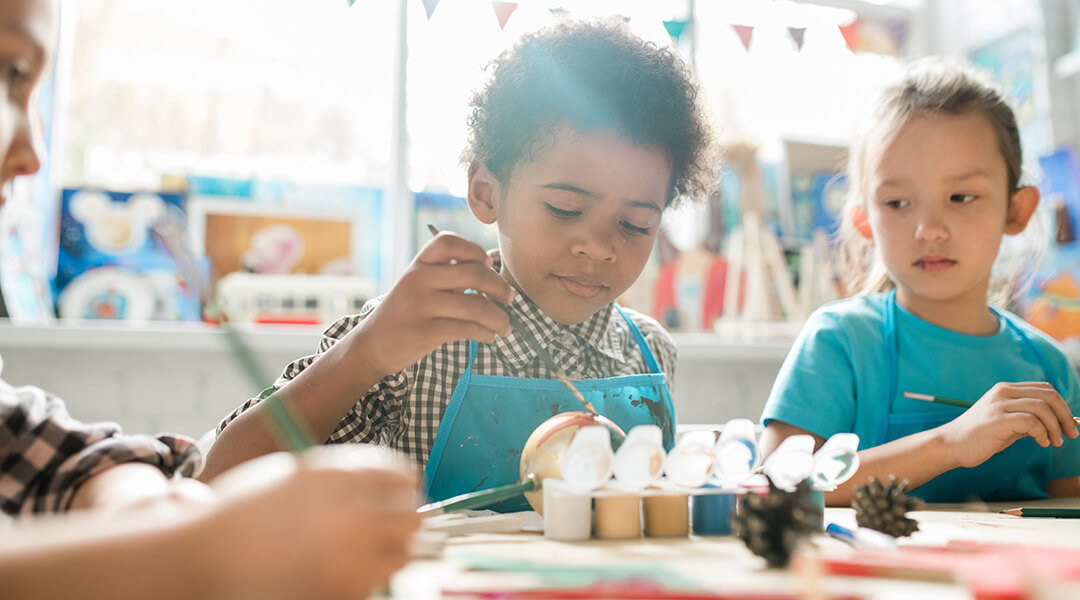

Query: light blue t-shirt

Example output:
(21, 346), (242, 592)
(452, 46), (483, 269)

(761, 292), (1080, 503)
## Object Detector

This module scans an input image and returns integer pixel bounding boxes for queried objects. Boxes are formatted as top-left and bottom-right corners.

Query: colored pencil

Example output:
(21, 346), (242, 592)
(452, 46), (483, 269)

(904, 391), (1080, 426)
(427, 224), (598, 415)
(1000, 507), (1080, 518)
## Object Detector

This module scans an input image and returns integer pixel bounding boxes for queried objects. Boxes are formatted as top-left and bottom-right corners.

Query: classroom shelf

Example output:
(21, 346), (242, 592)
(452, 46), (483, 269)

(0, 319), (322, 353)
(0, 319), (794, 362)
(673, 332), (794, 362)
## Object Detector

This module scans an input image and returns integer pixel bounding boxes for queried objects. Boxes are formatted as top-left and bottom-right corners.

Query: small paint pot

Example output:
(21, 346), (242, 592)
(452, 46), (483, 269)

(807, 486), (828, 531)
(691, 486), (739, 536)
(642, 492), (689, 537)
(593, 493), (641, 539)
(542, 478), (592, 542)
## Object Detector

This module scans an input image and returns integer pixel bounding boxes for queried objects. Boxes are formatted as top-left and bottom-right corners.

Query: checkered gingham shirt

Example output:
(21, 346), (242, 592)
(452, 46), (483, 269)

(0, 356), (201, 516)
(218, 253), (678, 469)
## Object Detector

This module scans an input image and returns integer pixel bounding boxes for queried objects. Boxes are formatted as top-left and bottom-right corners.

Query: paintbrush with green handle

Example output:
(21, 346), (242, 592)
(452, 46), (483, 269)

(416, 473), (539, 517)
(904, 391), (1080, 426)
(150, 213), (316, 452)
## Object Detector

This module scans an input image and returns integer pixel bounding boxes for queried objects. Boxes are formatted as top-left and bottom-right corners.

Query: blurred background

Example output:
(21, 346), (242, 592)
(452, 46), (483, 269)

(1, 0), (1078, 438)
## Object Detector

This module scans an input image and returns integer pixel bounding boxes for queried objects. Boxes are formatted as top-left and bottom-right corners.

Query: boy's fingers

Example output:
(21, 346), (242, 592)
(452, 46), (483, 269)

(421, 261), (514, 304)
(416, 232), (490, 265)
(428, 292), (512, 336)
(427, 317), (507, 346)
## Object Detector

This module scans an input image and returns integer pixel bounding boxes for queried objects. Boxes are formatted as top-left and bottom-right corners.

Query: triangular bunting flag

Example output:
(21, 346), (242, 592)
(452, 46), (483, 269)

(887, 20), (909, 53)
(549, 7), (568, 19)
(788, 26), (806, 51)
(421, 0), (440, 20)
(345, 0), (356, 6)
(492, 2), (518, 30)
(839, 21), (860, 52)
(663, 19), (689, 43)
(732, 24), (754, 51)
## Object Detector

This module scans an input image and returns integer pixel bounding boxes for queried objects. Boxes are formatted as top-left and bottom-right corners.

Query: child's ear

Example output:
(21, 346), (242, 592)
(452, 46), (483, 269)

(467, 162), (499, 225)
(851, 204), (873, 240)
(1005, 186), (1040, 235)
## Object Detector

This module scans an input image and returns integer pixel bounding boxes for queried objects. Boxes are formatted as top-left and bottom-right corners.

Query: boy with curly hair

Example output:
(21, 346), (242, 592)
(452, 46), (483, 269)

(205, 19), (717, 507)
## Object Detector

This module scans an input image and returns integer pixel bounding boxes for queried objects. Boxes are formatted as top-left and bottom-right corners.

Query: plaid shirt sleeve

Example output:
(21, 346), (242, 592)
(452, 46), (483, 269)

(0, 379), (200, 516)
(216, 296), (407, 447)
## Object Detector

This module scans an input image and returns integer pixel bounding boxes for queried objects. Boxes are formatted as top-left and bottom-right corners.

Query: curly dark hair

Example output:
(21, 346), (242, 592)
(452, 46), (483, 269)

(462, 19), (717, 206)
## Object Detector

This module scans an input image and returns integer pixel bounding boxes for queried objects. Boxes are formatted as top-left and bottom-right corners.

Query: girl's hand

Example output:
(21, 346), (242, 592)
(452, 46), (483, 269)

(204, 445), (421, 600)
(938, 381), (1080, 469)
(348, 231), (514, 377)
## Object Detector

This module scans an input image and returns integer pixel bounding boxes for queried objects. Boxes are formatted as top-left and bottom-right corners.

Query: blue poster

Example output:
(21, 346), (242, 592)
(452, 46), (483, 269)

(56, 189), (202, 321)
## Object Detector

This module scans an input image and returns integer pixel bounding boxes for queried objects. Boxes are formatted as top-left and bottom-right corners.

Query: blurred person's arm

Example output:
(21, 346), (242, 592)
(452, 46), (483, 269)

(0, 446), (420, 600)
(0, 381), (199, 516)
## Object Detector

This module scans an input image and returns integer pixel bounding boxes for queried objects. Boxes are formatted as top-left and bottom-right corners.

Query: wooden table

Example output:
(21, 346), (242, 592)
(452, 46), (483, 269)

(386, 500), (1080, 599)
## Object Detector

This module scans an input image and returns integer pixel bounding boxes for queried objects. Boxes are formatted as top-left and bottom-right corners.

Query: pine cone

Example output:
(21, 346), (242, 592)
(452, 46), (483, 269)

(730, 477), (821, 569)
(852, 475), (923, 538)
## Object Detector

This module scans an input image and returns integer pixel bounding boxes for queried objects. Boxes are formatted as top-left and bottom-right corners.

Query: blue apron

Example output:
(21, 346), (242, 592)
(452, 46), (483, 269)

(423, 305), (676, 512)
(874, 289), (1061, 501)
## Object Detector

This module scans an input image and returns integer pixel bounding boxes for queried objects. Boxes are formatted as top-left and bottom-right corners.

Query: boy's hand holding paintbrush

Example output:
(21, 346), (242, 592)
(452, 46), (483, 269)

(354, 230), (516, 377)
(202, 230), (515, 479)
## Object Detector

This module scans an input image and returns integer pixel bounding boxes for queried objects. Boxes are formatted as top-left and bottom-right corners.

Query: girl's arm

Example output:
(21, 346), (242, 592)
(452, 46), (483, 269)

(760, 420), (957, 506)
(764, 380), (1080, 506)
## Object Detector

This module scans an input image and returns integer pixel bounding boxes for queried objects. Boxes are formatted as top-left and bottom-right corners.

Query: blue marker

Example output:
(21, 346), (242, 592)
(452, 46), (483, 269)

(825, 523), (898, 550)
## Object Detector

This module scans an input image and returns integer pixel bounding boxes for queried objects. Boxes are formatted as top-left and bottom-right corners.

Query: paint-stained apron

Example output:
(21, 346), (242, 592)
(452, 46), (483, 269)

(423, 305), (676, 512)
(863, 290), (1062, 501)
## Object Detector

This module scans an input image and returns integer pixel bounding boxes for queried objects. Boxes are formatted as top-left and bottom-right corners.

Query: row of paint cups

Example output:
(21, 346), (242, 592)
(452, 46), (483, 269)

(544, 479), (746, 541)
(543, 422), (860, 541)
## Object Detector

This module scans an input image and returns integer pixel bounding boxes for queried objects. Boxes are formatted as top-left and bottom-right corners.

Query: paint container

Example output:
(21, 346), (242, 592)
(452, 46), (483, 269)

(809, 433), (860, 489)
(807, 487), (827, 531)
(712, 419), (759, 488)
(691, 485), (739, 536)
(665, 430), (716, 489)
(542, 478), (593, 542)
(559, 425), (615, 492)
(593, 492), (641, 539)
(642, 490), (689, 537)
(613, 425), (666, 489)
(761, 434), (816, 491)
(805, 433), (861, 531)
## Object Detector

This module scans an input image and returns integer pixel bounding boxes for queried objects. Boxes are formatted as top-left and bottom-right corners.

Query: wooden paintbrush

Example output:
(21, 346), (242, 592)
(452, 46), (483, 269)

(427, 224), (598, 415)
(904, 391), (1080, 426)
